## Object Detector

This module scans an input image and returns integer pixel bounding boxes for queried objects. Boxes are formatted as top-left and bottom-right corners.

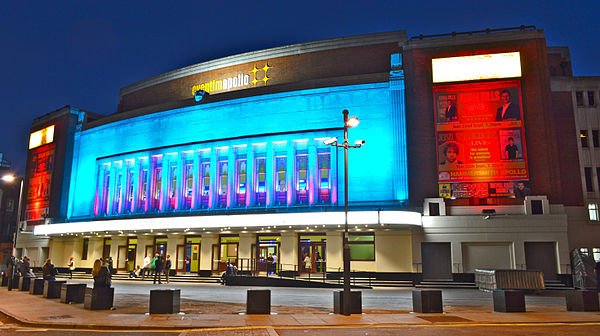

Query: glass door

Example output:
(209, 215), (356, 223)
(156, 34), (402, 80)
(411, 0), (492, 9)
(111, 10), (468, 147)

(298, 234), (326, 273)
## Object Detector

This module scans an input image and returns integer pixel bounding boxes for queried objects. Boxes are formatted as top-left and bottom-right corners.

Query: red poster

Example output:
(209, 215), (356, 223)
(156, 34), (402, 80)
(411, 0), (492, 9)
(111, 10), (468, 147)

(434, 81), (530, 198)
(25, 144), (55, 221)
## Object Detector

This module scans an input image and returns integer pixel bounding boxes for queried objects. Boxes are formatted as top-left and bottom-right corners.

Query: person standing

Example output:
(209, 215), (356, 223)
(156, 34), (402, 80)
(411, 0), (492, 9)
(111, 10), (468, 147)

(107, 256), (114, 275)
(67, 257), (75, 279)
(164, 255), (172, 284)
(142, 255), (151, 278)
(303, 253), (312, 273)
(153, 255), (164, 284)
(6, 256), (15, 291)
(151, 253), (158, 277)
(266, 253), (274, 275)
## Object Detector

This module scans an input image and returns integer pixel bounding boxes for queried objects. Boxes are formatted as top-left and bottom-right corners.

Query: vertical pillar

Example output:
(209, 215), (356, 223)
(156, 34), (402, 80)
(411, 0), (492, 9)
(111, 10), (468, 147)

(286, 141), (294, 206)
(389, 53), (408, 202)
(200, 234), (218, 271)
(266, 141), (274, 208)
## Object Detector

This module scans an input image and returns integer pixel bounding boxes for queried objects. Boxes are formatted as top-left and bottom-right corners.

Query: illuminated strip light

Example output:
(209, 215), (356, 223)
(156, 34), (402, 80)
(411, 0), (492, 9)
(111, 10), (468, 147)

(33, 211), (422, 235)
(29, 125), (55, 149)
(432, 52), (521, 83)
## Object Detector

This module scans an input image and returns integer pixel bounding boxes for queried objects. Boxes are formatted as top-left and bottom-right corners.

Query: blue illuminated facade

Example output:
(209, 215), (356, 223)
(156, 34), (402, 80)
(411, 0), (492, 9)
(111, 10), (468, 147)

(67, 82), (409, 220)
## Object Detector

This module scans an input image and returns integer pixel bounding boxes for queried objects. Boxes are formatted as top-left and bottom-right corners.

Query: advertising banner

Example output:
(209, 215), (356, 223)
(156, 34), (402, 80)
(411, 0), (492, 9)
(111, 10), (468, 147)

(434, 80), (529, 198)
(25, 144), (55, 221)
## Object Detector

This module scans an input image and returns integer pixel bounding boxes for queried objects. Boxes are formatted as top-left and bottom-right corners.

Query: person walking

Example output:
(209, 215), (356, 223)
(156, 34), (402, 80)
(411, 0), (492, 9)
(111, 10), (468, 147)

(164, 255), (172, 283)
(142, 255), (151, 278)
(67, 257), (75, 279)
(153, 255), (164, 284)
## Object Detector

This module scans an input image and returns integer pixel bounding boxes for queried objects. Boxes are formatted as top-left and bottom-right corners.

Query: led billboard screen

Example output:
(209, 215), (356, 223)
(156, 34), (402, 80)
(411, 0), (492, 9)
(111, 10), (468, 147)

(434, 80), (529, 198)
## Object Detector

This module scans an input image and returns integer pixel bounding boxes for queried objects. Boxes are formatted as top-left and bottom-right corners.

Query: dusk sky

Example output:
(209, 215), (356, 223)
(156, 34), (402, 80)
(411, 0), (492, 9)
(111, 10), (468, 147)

(1, 1), (598, 175)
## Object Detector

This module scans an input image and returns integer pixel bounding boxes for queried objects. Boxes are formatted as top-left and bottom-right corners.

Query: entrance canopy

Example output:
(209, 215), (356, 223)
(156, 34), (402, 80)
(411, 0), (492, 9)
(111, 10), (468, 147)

(33, 210), (421, 236)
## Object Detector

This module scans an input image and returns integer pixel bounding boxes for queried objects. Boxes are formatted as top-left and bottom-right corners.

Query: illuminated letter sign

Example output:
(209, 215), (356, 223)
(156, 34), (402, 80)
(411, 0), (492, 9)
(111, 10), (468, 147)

(432, 52), (521, 83)
(28, 125), (55, 150)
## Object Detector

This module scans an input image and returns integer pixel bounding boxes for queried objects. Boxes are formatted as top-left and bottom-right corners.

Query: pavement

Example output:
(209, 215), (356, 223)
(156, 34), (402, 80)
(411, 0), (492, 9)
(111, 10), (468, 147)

(0, 279), (599, 331)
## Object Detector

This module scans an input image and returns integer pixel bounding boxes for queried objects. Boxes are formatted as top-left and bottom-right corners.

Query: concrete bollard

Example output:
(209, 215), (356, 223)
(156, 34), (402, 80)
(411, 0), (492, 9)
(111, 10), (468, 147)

(149, 289), (180, 314)
(493, 290), (525, 312)
(60, 283), (87, 304)
(18, 277), (32, 292)
(566, 290), (600, 312)
(412, 289), (443, 313)
(84, 287), (114, 310)
(333, 290), (362, 315)
(43, 280), (67, 299)
(247, 289), (271, 314)
(29, 278), (45, 295)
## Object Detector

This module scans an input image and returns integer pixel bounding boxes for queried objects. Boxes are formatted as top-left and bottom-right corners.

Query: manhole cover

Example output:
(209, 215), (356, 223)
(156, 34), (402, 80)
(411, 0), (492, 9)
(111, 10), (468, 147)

(42, 315), (73, 320)
(417, 315), (471, 323)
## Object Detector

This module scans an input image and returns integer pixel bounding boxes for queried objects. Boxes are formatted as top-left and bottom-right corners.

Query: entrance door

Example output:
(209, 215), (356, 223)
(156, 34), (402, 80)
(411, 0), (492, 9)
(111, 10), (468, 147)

(186, 243), (200, 273)
(154, 236), (168, 257)
(421, 242), (452, 280)
(176, 244), (185, 273)
(126, 245), (136, 272)
(524, 242), (557, 280)
(211, 244), (219, 273)
(117, 245), (127, 271)
(298, 242), (326, 273)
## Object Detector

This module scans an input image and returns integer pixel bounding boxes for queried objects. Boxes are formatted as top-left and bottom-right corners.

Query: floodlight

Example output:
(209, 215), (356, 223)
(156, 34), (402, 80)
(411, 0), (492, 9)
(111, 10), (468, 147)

(346, 117), (360, 128)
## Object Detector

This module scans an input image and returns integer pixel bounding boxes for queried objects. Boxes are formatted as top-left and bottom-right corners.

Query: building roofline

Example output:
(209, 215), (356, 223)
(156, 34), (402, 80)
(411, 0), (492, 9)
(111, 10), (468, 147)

(118, 30), (406, 98)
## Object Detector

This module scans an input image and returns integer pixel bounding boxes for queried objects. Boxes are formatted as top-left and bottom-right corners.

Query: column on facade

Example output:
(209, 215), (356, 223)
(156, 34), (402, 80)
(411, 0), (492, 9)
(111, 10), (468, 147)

(192, 149), (200, 209)
(280, 232), (297, 272)
(246, 145), (254, 207)
(238, 233), (254, 272)
(308, 138), (317, 205)
(389, 53), (408, 202)
(286, 141), (295, 206)
(330, 140), (339, 205)
(326, 231), (343, 271)
(209, 149), (218, 209)
(200, 234), (218, 271)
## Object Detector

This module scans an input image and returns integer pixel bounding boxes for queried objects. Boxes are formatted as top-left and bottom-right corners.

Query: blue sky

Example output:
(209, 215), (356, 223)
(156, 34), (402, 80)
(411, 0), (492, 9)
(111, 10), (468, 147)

(1, 1), (597, 174)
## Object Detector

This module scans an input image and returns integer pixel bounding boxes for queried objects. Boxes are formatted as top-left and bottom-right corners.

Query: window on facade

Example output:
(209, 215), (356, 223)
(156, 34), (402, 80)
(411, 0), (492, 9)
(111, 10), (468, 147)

(113, 171), (122, 214)
(151, 158), (162, 211)
(183, 162), (193, 209)
(218, 160), (228, 207)
(101, 165), (110, 215)
(235, 158), (246, 207)
(579, 247), (589, 256)
(580, 130), (589, 148)
(576, 91), (584, 107)
(124, 162), (134, 213)
(200, 161), (210, 207)
(255, 157), (266, 206)
(139, 168), (148, 211)
(589, 203), (599, 221)
(317, 151), (331, 204)
(82, 238), (89, 260)
(588, 91), (595, 106)
(275, 156), (287, 205)
(593, 247), (600, 261)
(593, 130), (599, 148)
(585, 167), (594, 192)
(349, 233), (375, 261)
(168, 162), (177, 210)
(295, 153), (308, 204)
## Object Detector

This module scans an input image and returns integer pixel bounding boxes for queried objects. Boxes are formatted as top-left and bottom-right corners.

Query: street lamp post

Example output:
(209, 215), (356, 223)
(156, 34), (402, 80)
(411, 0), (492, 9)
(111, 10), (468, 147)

(1, 175), (23, 259)
(323, 109), (364, 315)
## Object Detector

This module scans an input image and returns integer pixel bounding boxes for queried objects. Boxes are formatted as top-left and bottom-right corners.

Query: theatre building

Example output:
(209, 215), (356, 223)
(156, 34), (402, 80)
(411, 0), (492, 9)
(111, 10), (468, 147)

(17, 27), (584, 284)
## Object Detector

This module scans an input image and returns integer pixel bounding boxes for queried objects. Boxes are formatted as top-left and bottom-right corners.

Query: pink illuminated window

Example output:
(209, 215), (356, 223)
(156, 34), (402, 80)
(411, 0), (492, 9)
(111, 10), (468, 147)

(200, 161), (210, 208)
(235, 158), (246, 207)
(275, 156), (286, 205)
(317, 152), (331, 204)
(151, 158), (162, 211)
(183, 162), (193, 209)
(138, 168), (148, 211)
(101, 166), (110, 215)
(295, 153), (308, 205)
(124, 163), (134, 213)
(168, 162), (177, 210)
(218, 160), (228, 208)
(112, 172), (122, 214)
(255, 157), (266, 206)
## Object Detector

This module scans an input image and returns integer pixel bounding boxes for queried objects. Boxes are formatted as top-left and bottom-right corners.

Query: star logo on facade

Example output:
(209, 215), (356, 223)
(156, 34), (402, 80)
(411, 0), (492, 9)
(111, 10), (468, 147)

(252, 62), (272, 87)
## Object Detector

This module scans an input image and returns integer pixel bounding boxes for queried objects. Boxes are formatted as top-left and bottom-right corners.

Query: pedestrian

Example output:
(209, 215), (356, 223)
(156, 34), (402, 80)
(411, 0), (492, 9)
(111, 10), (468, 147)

(107, 256), (114, 274)
(20, 256), (35, 278)
(164, 255), (172, 283)
(266, 253), (274, 275)
(15, 257), (22, 277)
(272, 253), (278, 274)
(92, 259), (111, 288)
(6, 256), (15, 291)
(151, 253), (158, 277)
(221, 261), (234, 285)
(42, 259), (57, 281)
(142, 255), (151, 278)
(303, 253), (312, 273)
(153, 255), (164, 284)
(67, 257), (75, 279)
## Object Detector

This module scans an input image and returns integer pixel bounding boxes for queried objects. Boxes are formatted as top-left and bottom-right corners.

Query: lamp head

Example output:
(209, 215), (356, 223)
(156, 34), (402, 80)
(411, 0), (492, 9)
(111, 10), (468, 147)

(1, 175), (15, 182)
(323, 137), (338, 145)
(346, 117), (360, 128)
